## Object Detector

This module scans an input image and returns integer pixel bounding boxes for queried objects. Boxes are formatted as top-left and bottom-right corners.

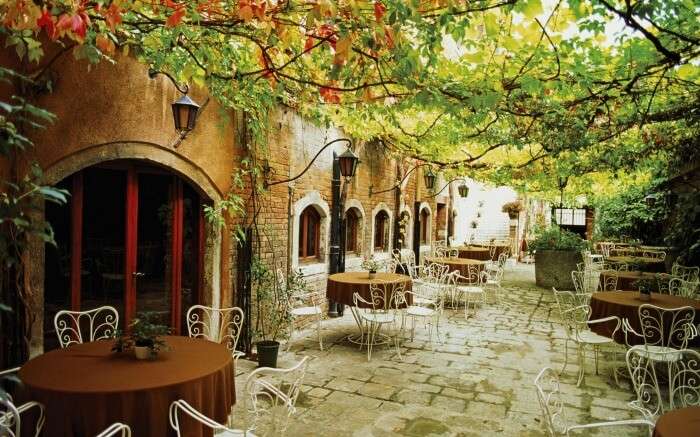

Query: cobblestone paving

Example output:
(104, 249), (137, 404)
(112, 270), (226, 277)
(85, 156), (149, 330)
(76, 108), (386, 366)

(235, 263), (646, 436)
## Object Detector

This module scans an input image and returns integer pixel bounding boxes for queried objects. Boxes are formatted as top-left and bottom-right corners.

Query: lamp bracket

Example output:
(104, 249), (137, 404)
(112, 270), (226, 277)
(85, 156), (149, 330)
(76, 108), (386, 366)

(426, 178), (467, 198)
(265, 138), (352, 187)
(149, 68), (190, 95)
(371, 162), (436, 196)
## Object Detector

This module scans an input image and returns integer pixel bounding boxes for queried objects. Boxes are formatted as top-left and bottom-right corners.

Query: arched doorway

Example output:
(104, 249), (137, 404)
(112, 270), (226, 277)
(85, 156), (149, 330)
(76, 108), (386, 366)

(43, 160), (209, 350)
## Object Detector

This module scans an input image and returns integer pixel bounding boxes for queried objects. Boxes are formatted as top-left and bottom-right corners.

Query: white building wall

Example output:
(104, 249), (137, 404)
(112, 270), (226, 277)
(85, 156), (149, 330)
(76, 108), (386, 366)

(452, 179), (518, 245)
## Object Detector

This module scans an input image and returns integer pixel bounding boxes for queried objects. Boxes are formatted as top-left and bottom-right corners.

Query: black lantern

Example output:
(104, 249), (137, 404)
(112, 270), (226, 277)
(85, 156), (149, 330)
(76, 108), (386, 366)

(338, 147), (359, 179)
(172, 94), (200, 133)
(424, 167), (436, 190)
(644, 194), (656, 207)
(458, 183), (469, 198)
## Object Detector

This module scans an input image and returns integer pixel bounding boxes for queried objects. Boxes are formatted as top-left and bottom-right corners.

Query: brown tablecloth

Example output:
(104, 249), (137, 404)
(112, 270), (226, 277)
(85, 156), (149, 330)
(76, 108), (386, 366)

(589, 291), (700, 345)
(19, 336), (235, 437)
(606, 256), (667, 272)
(457, 246), (491, 261)
(326, 272), (412, 308)
(424, 256), (486, 277)
(472, 244), (509, 258)
(653, 406), (700, 437)
(600, 270), (671, 291)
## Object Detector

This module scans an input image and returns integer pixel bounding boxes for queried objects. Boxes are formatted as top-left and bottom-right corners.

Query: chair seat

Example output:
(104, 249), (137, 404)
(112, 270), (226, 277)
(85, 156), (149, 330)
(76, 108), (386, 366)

(361, 313), (395, 324)
(484, 279), (500, 286)
(457, 286), (484, 294)
(291, 306), (322, 316)
(576, 330), (614, 345)
(406, 306), (435, 317)
(635, 345), (683, 362)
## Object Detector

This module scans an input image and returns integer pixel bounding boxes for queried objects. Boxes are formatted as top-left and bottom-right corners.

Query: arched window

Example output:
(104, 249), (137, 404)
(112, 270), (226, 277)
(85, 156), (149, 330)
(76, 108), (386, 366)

(345, 208), (360, 254)
(299, 206), (321, 260)
(374, 210), (390, 252)
(420, 208), (431, 244)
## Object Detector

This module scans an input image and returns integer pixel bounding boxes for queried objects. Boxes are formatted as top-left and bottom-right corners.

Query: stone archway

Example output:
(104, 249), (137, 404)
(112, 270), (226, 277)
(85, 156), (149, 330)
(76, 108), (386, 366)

(27, 142), (224, 356)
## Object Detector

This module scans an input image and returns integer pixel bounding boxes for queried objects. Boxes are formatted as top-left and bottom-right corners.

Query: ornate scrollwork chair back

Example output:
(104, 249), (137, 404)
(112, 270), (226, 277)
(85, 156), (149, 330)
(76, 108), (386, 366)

(626, 346), (664, 421)
(96, 423), (132, 437)
(54, 305), (119, 348)
(186, 305), (245, 361)
(669, 348), (700, 410)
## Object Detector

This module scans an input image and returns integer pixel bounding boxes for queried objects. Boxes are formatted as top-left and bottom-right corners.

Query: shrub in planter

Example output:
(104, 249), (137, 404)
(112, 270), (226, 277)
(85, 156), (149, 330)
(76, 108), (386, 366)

(531, 227), (588, 289)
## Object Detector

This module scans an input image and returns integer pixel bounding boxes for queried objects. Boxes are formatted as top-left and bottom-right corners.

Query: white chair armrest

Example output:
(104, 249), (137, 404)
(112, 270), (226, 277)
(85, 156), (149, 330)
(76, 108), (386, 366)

(567, 419), (654, 433)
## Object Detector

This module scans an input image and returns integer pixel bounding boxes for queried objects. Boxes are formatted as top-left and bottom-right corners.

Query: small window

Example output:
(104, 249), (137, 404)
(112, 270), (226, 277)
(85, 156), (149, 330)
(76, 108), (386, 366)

(299, 206), (321, 260)
(420, 209), (430, 244)
(345, 208), (360, 253)
(374, 210), (390, 252)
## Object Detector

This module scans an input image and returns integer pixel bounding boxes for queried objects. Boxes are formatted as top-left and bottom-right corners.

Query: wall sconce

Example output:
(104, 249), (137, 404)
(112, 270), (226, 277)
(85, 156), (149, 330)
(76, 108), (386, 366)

(423, 167), (437, 190)
(148, 68), (207, 147)
(458, 183), (469, 198)
(338, 147), (359, 180)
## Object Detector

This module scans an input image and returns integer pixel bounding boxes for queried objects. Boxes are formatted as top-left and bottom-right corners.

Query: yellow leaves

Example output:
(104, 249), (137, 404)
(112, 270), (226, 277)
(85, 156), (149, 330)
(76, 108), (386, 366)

(675, 64), (697, 81)
(520, 0), (543, 20)
(333, 35), (353, 66)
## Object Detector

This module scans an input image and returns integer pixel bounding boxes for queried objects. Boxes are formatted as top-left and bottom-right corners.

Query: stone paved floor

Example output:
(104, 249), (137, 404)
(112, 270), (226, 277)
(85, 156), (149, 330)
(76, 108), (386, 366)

(234, 263), (647, 436)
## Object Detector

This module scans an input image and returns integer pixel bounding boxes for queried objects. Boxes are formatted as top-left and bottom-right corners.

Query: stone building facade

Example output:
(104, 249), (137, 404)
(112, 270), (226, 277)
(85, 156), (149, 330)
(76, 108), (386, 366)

(2, 49), (452, 354)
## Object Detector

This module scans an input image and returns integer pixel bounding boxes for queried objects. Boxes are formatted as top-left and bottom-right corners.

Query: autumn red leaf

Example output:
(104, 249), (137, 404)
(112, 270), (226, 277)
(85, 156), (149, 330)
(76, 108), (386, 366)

(96, 34), (115, 54)
(166, 6), (186, 27)
(238, 5), (254, 21)
(103, 3), (122, 31)
(304, 36), (315, 52)
(37, 8), (57, 39)
(320, 86), (340, 104)
(374, 1), (386, 22)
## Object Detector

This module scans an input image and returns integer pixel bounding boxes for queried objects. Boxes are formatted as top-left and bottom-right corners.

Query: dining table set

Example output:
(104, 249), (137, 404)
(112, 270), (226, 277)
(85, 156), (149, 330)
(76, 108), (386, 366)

(574, 246), (700, 436)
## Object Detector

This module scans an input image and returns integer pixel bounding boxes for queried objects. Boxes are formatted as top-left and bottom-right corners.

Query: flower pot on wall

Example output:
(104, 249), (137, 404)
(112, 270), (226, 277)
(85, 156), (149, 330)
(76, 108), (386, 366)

(257, 340), (280, 368)
(534, 250), (582, 289)
(368, 270), (376, 279)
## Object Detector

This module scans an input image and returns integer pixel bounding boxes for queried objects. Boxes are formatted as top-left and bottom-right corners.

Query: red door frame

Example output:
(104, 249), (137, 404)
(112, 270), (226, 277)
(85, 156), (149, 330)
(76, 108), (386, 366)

(69, 172), (83, 311)
(124, 168), (139, 326)
(170, 178), (184, 334)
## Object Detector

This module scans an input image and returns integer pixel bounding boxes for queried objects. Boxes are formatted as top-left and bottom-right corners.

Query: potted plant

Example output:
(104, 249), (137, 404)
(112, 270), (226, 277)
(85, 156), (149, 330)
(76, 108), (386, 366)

(502, 201), (523, 219)
(361, 255), (381, 279)
(112, 311), (171, 360)
(252, 258), (295, 368)
(531, 226), (588, 289)
(634, 278), (654, 301)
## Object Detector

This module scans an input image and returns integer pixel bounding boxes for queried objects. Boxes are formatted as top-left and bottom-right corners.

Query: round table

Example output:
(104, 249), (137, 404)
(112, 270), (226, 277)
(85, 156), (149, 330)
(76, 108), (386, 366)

(472, 244), (510, 258)
(326, 272), (412, 308)
(589, 291), (700, 345)
(457, 246), (491, 261)
(606, 256), (666, 272)
(19, 336), (235, 437)
(653, 406), (700, 437)
(600, 270), (671, 291)
(424, 256), (486, 277)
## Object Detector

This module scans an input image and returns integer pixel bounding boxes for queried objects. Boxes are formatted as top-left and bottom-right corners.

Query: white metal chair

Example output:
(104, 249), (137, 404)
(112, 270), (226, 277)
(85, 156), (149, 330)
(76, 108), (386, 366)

(54, 305), (119, 348)
(622, 304), (697, 363)
(669, 348), (700, 410)
(395, 275), (447, 349)
(169, 399), (251, 436)
(552, 289), (621, 386)
(245, 356), (309, 433)
(0, 367), (45, 437)
(672, 263), (700, 282)
(668, 277), (700, 299)
(454, 264), (486, 318)
(96, 423), (132, 437)
(353, 284), (403, 361)
(534, 367), (653, 436)
(287, 290), (324, 352)
(482, 264), (505, 304)
(186, 305), (245, 364)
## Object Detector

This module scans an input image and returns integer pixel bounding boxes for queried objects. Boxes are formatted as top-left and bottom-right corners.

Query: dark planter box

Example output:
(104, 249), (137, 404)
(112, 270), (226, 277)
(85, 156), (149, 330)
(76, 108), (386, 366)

(535, 250), (582, 290)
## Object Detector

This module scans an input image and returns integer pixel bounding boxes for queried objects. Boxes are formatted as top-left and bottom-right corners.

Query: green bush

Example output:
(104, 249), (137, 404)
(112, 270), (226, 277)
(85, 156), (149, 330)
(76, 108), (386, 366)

(530, 226), (588, 252)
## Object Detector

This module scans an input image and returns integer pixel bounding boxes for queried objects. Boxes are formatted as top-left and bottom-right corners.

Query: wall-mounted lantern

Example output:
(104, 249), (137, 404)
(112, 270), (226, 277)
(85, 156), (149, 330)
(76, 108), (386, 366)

(338, 147), (359, 180)
(423, 167), (437, 190)
(172, 94), (200, 133)
(458, 183), (469, 198)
